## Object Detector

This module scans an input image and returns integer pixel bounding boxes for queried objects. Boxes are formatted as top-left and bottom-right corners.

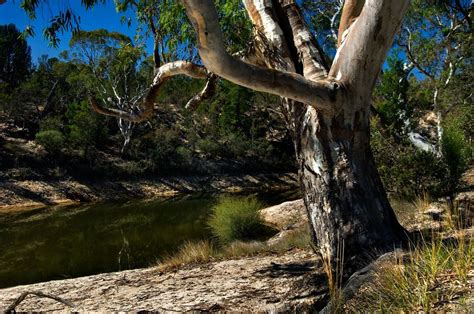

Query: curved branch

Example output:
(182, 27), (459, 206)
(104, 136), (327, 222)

(90, 61), (208, 122)
(183, 0), (338, 111)
(185, 74), (218, 110)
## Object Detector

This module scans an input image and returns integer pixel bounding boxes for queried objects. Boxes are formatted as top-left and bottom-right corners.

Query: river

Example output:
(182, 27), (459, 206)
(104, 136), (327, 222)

(0, 190), (299, 288)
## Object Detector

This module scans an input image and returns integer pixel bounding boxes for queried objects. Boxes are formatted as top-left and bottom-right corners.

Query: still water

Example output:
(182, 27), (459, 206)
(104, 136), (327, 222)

(0, 190), (299, 288)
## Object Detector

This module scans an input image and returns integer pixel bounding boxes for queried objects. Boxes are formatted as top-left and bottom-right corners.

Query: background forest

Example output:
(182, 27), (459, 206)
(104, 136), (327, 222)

(0, 0), (472, 199)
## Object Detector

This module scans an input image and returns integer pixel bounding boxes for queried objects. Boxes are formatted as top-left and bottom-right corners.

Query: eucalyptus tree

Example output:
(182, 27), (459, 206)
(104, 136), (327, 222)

(21, 0), (411, 274)
(94, 0), (411, 274)
(399, 0), (472, 150)
(69, 29), (148, 150)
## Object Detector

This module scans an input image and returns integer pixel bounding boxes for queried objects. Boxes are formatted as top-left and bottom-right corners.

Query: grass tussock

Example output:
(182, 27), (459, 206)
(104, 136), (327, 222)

(348, 233), (474, 312)
(208, 196), (269, 244)
(158, 224), (311, 270)
(158, 240), (215, 271)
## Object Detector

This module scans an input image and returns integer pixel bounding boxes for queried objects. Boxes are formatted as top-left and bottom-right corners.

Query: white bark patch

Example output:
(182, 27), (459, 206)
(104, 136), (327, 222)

(253, 0), (284, 47)
(302, 108), (329, 182)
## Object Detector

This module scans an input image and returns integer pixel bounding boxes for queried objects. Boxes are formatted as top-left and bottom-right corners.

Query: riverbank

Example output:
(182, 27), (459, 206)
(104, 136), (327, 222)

(0, 197), (473, 312)
(0, 172), (298, 212)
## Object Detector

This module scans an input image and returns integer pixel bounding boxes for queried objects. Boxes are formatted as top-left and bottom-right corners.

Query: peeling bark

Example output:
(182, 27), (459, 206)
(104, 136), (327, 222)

(91, 0), (411, 274)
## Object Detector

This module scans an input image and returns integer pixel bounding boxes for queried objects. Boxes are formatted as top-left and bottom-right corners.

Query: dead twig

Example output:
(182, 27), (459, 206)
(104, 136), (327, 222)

(5, 291), (75, 312)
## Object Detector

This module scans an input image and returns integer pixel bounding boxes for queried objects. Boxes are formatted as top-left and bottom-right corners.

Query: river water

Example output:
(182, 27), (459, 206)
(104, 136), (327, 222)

(0, 190), (299, 288)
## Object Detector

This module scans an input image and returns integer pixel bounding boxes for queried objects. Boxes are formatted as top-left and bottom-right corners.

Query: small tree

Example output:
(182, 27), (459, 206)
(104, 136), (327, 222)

(69, 30), (149, 151)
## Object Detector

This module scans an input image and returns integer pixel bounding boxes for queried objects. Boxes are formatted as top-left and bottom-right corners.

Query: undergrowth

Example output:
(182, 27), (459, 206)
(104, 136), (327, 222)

(348, 230), (473, 312)
(157, 225), (311, 271)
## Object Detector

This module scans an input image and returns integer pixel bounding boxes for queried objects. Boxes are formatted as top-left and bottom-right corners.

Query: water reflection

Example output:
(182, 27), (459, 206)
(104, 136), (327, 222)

(0, 190), (299, 288)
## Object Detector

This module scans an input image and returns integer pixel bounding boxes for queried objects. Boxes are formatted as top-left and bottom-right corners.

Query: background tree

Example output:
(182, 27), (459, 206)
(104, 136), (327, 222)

(69, 29), (149, 150)
(0, 24), (32, 88)
(399, 0), (472, 150)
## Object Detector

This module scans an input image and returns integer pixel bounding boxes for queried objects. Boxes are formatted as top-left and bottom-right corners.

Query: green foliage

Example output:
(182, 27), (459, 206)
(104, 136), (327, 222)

(149, 127), (188, 171)
(65, 101), (107, 149)
(0, 24), (32, 88)
(371, 118), (447, 197)
(35, 130), (65, 153)
(39, 116), (62, 131)
(208, 196), (267, 244)
(441, 116), (472, 194)
(374, 57), (411, 136)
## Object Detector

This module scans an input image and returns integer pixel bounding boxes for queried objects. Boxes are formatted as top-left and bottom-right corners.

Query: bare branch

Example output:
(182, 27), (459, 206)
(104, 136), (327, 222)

(330, 0), (410, 95)
(90, 61), (207, 122)
(281, 0), (329, 80)
(6, 291), (75, 312)
(185, 74), (218, 110)
(183, 0), (338, 111)
(337, 0), (364, 47)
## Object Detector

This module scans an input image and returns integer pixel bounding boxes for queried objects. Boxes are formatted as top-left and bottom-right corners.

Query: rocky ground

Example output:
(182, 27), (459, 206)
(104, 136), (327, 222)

(0, 173), (298, 212)
(0, 249), (327, 312)
(0, 200), (326, 312)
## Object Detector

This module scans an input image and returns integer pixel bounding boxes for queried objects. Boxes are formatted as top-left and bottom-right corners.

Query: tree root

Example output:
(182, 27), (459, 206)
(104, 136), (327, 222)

(5, 291), (75, 312)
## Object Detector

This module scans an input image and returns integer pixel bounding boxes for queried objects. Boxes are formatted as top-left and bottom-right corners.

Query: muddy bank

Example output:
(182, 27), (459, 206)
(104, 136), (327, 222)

(0, 172), (298, 212)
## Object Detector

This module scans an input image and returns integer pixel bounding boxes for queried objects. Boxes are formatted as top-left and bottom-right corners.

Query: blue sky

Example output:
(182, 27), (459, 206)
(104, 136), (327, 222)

(0, 0), (153, 63)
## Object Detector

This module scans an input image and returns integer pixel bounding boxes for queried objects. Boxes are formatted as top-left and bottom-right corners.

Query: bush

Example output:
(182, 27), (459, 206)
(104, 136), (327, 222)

(442, 118), (472, 194)
(208, 196), (268, 244)
(371, 118), (447, 197)
(39, 116), (63, 132)
(35, 130), (65, 153)
(348, 234), (474, 312)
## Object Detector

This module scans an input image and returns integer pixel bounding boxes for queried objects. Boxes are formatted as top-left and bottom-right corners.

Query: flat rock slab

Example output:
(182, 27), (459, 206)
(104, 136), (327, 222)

(0, 249), (327, 312)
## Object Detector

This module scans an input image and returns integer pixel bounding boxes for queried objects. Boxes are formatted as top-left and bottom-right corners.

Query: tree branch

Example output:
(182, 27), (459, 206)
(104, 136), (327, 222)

(281, 0), (329, 81)
(6, 291), (75, 312)
(182, 0), (338, 111)
(90, 61), (207, 122)
(337, 0), (364, 47)
(185, 74), (218, 110)
(330, 0), (410, 95)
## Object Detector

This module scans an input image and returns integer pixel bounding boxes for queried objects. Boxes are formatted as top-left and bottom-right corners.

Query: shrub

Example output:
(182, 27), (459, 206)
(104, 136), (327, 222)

(371, 117), (447, 197)
(35, 130), (65, 153)
(208, 196), (268, 244)
(39, 116), (62, 131)
(441, 118), (472, 194)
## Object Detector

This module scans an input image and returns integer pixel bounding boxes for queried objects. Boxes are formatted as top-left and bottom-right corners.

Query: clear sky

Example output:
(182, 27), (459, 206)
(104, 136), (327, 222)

(0, 0), (153, 64)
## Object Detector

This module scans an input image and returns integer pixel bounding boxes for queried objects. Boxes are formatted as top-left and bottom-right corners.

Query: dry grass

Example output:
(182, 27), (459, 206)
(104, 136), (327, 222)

(347, 232), (474, 312)
(157, 225), (311, 270)
(158, 240), (216, 271)
(412, 193), (432, 213)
